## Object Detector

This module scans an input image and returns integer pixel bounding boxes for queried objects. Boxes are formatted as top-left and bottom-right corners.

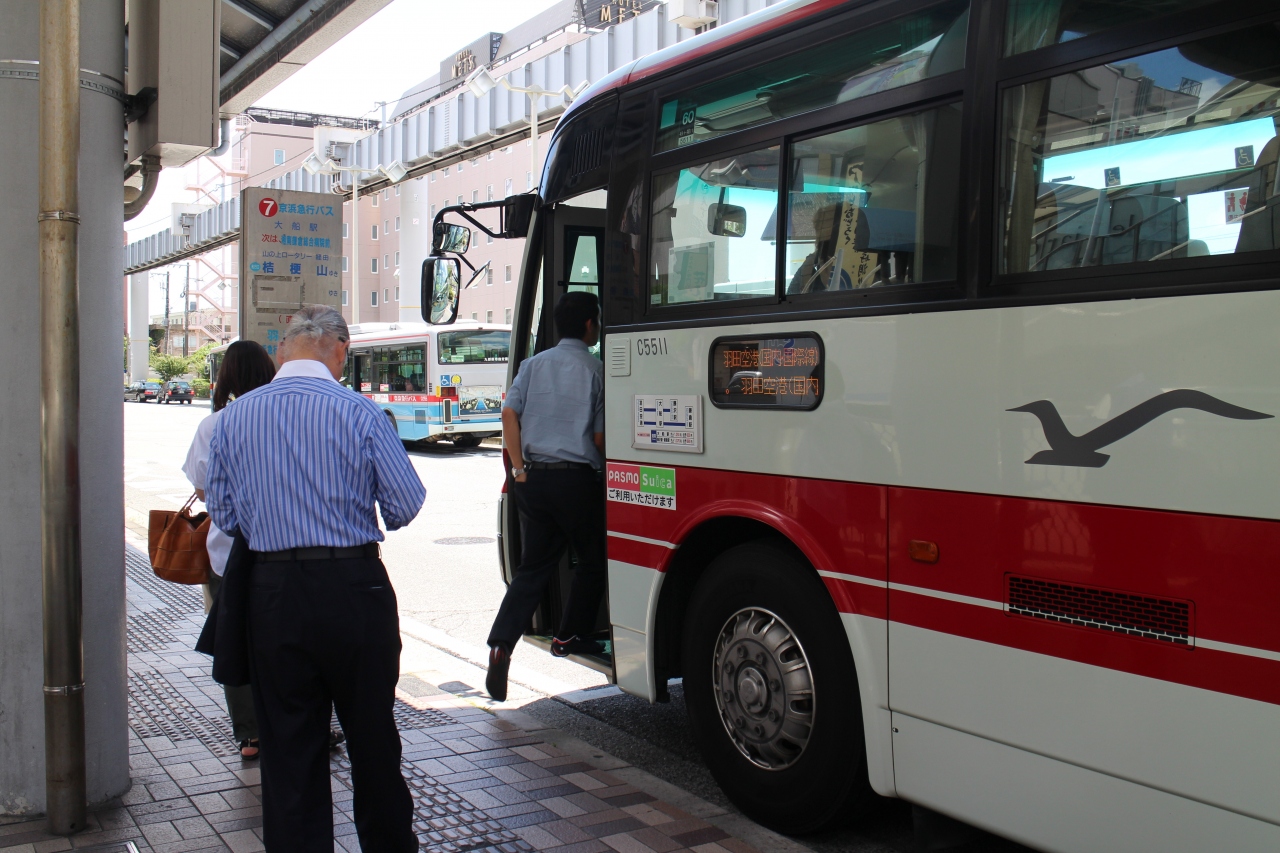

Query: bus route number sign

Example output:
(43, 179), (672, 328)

(710, 334), (824, 410)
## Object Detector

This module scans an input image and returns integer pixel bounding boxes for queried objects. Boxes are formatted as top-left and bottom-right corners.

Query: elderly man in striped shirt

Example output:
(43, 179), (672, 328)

(206, 304), (425, 852)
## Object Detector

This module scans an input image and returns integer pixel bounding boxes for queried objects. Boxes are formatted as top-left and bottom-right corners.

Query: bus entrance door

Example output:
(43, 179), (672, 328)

(504, 198), (612, 678)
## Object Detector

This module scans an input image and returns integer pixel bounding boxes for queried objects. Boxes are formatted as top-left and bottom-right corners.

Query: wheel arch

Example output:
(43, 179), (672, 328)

(653, 510), (833, 692)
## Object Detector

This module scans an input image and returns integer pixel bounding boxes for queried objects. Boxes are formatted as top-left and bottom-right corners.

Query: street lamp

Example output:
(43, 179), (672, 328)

(303, 153), (407, 325)
(465, 66), (588, 191)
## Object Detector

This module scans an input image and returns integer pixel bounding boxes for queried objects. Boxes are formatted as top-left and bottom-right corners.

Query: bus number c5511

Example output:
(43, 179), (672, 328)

(636, 337), (668, 356)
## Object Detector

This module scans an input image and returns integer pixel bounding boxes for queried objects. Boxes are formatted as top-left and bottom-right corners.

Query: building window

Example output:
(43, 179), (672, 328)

(371, 290), (378, 306)
(342, 256), (348, 272)
(472, 158), (480, 167)
(342, 290), (348, 306)
(472, 190), (479, 203)
(430, 204), (436, 218)
(395, 216), (400, 231)
(384, 288), (390, 303)
(486, 310), (493, 323)
(430, 172), (436, 182)
(273, 149), (285, 165)
(371, 194), (378, 207)
(486, 268), (493, 285)
(382, 188), (388, 199)
(504, 264), (512, 283)
(487, 151), (494, 161)
(457, 161), (463, 173)
(343, 222), (349, 238)
(486, 232), (493, 244)
(486, 184), (493, 201)
(395, 251), (400, 266)
(505, 307), (511, 324)
(443, 166), (449, 176)
(457, 195), (463, 205)
(383, 219), (389, 236)
(371, 258), (379, 273)
(395, 286), (400, 301)
(471, 312), (478, 320)
(395, 185), (400, 196)
(504, 178), (512, 197)
(384, 254), (389, 270)
(371, 224), (378, 240)
(501, 146), (510, 154)
(526, 171), (532, 189)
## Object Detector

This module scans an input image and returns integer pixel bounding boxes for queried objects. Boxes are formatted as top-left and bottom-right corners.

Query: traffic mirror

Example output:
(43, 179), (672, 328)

(434, 223), (471, 254)
(708, 203), (747, 237)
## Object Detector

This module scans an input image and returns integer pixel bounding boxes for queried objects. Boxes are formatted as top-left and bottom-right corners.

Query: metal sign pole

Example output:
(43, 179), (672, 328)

(39, 0), (86, 834)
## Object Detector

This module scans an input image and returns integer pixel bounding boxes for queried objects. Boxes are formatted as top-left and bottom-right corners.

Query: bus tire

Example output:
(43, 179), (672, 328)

(452, 434), (482, 448)
(384, 409), (399, 438)
(682, 541), (874, 834)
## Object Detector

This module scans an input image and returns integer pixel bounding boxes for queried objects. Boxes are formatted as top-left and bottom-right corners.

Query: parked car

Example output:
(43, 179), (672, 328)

(125, 381), (162, 402)
(160, 380), (194, 404)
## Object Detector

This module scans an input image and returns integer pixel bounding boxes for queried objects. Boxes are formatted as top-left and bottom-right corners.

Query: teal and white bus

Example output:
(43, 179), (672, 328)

(344, 321), (510, 447)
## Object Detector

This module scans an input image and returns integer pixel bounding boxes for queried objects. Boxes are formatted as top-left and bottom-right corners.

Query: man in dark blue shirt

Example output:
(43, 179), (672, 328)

(486, 291), (605, 701)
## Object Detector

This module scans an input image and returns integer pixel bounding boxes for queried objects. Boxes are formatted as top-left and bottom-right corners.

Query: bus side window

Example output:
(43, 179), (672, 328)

(785, 103), (961, 294)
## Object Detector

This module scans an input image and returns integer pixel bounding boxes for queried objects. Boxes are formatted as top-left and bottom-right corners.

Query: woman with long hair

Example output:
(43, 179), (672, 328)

(182, 341), (276, 758)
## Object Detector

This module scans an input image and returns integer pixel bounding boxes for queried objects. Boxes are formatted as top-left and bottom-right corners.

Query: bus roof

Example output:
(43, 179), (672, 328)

(563, 0), (848, 122)
(348, 320), (512, 347)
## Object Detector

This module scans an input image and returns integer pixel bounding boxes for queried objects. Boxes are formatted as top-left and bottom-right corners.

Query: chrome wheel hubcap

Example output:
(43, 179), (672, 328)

(712, 607), (814, 770)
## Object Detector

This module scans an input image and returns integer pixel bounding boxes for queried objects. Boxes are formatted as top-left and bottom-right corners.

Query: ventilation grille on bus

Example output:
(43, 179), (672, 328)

(1007, 576), (1192, 646)
(569, 130), (604, 180)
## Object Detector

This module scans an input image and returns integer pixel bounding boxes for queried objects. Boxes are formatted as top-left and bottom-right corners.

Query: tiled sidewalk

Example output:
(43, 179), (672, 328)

(0, 547), (763, 853)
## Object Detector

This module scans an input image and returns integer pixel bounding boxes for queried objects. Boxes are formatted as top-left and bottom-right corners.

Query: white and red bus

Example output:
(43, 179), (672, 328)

(343, 321), (509, 447)
(429, 0), (1280, 847)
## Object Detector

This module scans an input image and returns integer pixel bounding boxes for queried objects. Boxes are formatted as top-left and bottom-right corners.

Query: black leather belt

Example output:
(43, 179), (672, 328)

(525, 461), (595, 470)
(256, 543), (380, 562)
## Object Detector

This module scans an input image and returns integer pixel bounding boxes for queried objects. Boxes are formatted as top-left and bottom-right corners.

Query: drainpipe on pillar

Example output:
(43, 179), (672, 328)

(39, 0), (87, 834)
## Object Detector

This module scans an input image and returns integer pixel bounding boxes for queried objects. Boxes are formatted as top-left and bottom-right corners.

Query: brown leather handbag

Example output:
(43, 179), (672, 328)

(148, 494), (212, 584)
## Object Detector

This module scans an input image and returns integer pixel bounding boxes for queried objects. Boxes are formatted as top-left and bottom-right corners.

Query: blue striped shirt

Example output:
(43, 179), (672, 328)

(206, 360), (426, 551)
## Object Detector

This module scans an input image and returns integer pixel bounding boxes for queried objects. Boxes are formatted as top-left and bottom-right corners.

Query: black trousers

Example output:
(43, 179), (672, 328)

(247, 555), (416, 853)
(487, 467), (607, 651)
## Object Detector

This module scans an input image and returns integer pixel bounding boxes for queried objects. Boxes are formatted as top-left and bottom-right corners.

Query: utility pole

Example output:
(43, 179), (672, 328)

(39, 0), (86, 833)
(182, 263), (189, 357)
(162, 270), (170, 355)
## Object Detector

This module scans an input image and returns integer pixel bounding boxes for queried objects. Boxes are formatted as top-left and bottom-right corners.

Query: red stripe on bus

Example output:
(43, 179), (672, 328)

(604, 461), (1280, 704)
(891, 589), (1280, 707)
(607, 535), (672, 569)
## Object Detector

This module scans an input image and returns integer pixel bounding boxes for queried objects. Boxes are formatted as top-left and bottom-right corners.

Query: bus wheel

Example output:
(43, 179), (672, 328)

(682, 542), (874, 834)
(452, 434), (482, 448)
(384, 410), (398, 437)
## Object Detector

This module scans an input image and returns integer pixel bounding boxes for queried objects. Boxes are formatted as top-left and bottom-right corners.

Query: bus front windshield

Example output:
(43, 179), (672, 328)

(438, 330), (511, 364)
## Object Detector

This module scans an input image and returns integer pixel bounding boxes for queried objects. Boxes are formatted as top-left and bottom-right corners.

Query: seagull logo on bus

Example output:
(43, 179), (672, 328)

(1008, 389), (1271, 468)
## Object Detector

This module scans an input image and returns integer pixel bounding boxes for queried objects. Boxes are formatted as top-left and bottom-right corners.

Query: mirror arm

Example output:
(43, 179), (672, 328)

(456, 253), (477, 274)
(432, 200), (506, 245)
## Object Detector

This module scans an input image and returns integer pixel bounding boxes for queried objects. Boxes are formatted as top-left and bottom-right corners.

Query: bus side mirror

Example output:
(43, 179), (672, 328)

(421, 256), (461, 325)
(434, 223), (471, 254)
(708, 203), (747, 237)
(502, 193), (537, 238)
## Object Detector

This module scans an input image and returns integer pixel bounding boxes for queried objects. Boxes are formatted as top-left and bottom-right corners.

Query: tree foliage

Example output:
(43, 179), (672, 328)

(150, 354), (192, 384)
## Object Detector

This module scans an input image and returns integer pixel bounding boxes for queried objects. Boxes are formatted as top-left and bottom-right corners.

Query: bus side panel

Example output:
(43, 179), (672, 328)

(893, 710), (1280, 853)
(888, 486), (1280, 825)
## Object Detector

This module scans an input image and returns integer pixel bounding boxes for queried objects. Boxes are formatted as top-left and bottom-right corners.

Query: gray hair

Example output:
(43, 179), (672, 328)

(283, 304), (349, 346)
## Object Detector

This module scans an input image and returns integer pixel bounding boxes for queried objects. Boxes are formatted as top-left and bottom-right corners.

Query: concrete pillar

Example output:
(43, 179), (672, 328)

(129, 272), (150, 381)
(399, 175), (430, 323)
(0, 0), (130, 814)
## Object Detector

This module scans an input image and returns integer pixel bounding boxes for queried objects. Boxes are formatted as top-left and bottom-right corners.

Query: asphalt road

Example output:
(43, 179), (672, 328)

(123, 398), (1035, 853)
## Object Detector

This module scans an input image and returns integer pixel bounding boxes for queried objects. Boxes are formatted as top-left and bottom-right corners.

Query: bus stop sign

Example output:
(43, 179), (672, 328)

(239, 187), (344, 356)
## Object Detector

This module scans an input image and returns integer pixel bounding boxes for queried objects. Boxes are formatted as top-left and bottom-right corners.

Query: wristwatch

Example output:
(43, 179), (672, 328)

(511, 466), (526, 478)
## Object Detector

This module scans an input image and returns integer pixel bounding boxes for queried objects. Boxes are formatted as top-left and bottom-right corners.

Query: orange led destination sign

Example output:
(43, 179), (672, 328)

(710, 334), (824, 410)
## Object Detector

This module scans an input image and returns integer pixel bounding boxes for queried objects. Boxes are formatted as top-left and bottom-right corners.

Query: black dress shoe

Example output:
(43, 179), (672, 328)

(329, 728), (345, 750)
(486, 645), (511, 701)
